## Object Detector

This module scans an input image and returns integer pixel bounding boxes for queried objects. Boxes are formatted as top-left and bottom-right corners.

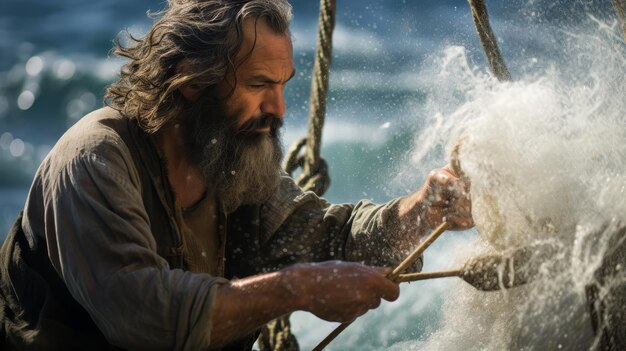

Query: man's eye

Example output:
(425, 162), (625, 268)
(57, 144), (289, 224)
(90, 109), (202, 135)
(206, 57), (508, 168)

(249, 84), (265, 89)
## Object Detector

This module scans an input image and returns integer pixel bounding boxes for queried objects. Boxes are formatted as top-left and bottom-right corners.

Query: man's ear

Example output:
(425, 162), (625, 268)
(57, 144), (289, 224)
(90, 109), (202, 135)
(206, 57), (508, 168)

(180, 84), (203, 102)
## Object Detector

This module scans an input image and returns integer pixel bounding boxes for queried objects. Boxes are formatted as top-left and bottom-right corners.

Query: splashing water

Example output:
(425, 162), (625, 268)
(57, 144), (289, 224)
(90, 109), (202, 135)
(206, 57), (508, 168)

(394, 21), (626, 351)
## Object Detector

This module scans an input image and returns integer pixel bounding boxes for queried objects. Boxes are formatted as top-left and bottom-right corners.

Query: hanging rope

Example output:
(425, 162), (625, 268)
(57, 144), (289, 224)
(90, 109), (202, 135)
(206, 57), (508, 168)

(612, 0), (626, 40)
(258, 317), (299, 351)
(468, 0), (512, 81)
(283, 0), (336, 195)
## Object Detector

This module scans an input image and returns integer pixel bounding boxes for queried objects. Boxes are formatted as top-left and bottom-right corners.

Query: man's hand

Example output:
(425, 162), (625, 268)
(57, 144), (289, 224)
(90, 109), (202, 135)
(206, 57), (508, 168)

(398, 167), (473, 231)
(210, 261), (398, 346)
(284, 261), (399, 323)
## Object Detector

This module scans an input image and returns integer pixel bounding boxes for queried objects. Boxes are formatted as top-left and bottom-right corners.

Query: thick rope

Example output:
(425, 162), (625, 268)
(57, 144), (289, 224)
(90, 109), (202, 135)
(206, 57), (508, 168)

(283, 0), (335, 194)
(468, 0), (512, 81)
(283, 138), (330, 195)
(612, 0), (626, 40)
(261, 1), (337, 350)
(304, 0), (336, 178)
(258, 317), (299, 351)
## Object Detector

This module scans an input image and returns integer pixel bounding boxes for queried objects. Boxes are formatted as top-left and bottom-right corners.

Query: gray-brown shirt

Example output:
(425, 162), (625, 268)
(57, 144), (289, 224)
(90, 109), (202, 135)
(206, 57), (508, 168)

(21, 107), (421, 350)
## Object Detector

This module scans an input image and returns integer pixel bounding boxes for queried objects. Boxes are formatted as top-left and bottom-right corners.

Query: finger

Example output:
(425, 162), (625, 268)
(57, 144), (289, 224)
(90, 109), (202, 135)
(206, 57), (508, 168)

(380, 279), (400, 301)
(424, 206), (446, 228)
(368, 298), (382, 310)
(429, 168), (455, 187)
(372, 266), (393, 276)
(444, 195), (471, 217)
(444, 213), (474, 230)
(366, 267), (400, 300)
(338, 315), (357, 324)
(440, 166), (460, 180)
(355, 306), (370, 318)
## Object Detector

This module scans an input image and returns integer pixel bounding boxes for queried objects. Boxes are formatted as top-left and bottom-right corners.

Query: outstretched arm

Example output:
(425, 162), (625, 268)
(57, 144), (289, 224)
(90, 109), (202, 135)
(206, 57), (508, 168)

(259, 167), (473, 272)
(210, 261), (399, 347)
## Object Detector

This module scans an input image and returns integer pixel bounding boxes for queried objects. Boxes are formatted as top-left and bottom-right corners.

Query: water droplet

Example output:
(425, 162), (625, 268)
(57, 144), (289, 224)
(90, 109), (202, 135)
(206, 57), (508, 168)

(25, 56), (44, 76)
(17, 91), (35, 110)
(66, 99), (85, 120)
(54, 59), (76, 80)
(9, 138), (25, 157)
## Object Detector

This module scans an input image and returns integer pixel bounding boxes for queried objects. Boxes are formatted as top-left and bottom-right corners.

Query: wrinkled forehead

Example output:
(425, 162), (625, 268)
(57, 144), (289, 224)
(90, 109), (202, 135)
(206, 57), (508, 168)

(236, 17), (293, 63)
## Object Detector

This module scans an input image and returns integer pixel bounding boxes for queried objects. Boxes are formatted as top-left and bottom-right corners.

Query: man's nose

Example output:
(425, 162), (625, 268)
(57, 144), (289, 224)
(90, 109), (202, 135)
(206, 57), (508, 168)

(261, 86), (286, 118)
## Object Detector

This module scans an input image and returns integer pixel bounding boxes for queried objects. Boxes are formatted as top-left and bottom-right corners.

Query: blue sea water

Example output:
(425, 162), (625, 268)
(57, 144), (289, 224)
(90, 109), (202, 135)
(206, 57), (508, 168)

(0, 0), (615, 232)
(0, 0), (619, 349)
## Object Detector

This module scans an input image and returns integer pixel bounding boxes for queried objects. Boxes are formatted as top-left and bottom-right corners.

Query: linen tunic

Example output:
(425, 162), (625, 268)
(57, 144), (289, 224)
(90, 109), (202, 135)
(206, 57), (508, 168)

(3, 107), (422, 350)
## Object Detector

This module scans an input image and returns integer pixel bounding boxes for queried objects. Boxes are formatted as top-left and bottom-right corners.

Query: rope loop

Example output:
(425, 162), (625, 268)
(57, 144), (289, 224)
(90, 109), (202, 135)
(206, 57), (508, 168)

(283, 137), (331, 196)
(283, 138), (307, 176)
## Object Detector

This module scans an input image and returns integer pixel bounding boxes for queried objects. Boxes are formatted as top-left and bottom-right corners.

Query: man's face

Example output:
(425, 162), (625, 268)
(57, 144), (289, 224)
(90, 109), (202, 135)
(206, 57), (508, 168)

(185, 18), (294, 213)
(215, 17), (295, 135)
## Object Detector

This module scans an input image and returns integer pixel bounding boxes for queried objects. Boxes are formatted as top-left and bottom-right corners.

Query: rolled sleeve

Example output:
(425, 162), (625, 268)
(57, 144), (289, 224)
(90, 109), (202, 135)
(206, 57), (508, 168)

(259, 175), (422, 272)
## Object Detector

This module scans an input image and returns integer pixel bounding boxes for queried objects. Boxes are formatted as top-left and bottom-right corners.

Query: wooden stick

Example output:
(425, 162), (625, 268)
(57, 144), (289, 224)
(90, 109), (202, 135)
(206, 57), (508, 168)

(468, 0), (512, 81)
(313, 221), (451, 351)
(397, 269), (462, 283)
(388, 221), (451, 281)
(312, 322), (351, 351)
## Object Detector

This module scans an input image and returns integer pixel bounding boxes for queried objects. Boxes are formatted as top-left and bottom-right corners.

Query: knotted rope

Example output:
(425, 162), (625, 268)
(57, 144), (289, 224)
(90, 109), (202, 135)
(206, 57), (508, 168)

(258, 317), (299, 351)
(283, 138), (330, 195)
(468, 0), (512, 81)
(283, 0), (336, 194)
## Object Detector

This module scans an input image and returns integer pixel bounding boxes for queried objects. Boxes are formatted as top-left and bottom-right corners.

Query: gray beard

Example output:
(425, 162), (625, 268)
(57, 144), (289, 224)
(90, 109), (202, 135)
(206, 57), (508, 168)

(186, 104), (283, 214)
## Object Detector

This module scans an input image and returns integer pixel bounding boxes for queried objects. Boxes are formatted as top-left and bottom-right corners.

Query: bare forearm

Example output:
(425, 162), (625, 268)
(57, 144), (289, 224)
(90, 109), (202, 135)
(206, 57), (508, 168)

(209, 270), (302, 347)
(208, 261), (400, 347)
(387, 167), (473, 257)
(385, 192), (429, 255)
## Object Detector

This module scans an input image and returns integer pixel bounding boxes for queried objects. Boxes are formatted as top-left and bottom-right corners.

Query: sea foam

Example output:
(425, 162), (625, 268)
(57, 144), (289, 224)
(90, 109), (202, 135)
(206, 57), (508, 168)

(394, 18), (626, 351)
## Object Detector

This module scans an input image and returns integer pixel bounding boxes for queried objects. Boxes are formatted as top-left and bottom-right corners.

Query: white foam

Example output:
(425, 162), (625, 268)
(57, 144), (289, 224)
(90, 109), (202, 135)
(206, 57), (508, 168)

(394, 20), (626, 350)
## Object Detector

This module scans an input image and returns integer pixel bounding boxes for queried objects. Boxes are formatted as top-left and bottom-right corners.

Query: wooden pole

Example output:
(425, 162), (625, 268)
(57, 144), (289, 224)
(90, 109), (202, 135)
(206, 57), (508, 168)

(467, 0), (512, 81)
(397, 269), (462, 283)
(387, 221), (451, 281)
(612, 0), (626, 40)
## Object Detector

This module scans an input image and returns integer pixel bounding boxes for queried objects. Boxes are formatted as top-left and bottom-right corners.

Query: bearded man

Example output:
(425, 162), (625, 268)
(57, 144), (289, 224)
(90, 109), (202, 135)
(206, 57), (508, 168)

(0, 1), (472, 350)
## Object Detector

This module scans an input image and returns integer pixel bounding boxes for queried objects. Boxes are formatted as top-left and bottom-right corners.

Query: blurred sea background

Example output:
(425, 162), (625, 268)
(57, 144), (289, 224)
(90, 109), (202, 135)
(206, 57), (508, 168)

(0, 0), (622, 349)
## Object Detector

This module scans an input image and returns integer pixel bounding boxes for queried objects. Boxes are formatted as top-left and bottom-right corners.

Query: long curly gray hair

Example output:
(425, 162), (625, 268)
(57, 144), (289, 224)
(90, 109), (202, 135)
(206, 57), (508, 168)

(105, 0), (292, 133)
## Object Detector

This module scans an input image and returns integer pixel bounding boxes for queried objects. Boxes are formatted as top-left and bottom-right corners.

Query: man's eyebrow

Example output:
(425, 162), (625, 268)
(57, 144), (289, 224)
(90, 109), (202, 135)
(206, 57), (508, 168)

(249, 69), (296, 84)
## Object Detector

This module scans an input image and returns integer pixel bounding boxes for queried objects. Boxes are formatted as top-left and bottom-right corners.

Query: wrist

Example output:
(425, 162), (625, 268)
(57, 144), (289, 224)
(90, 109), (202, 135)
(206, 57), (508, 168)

(278, 264), (311, 311)
(397, 190), (424, 218)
